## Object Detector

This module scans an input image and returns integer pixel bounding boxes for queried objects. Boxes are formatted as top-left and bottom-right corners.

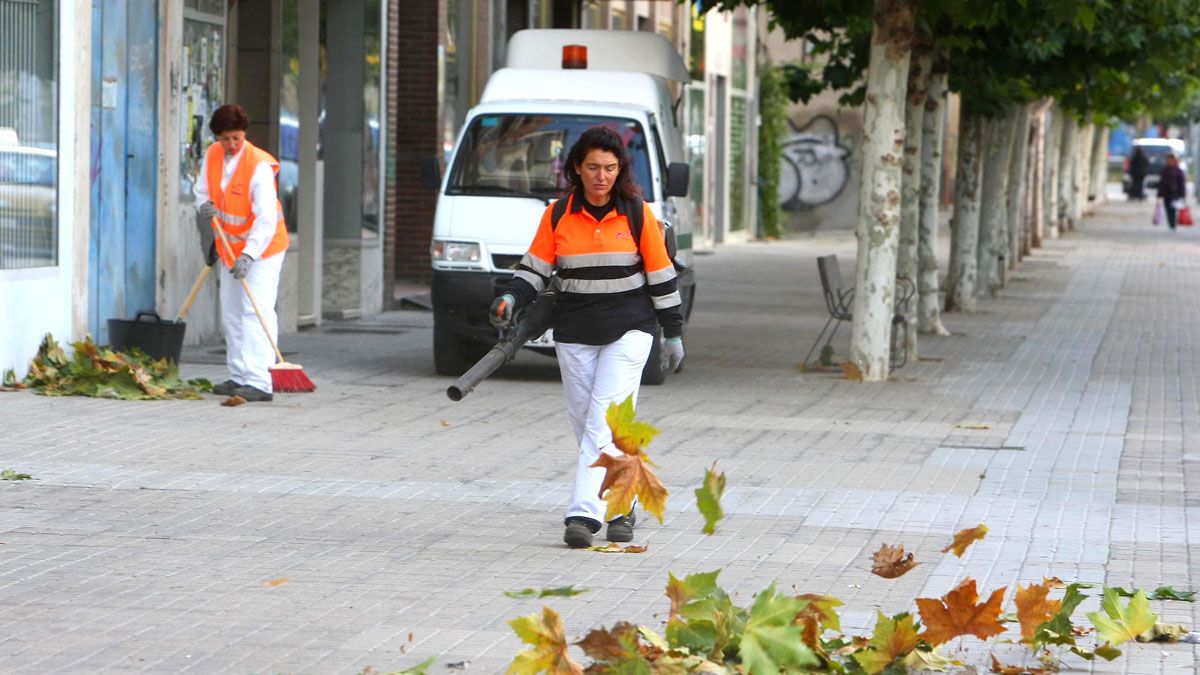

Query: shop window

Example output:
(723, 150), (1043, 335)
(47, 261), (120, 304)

(0, 0), (58, 270)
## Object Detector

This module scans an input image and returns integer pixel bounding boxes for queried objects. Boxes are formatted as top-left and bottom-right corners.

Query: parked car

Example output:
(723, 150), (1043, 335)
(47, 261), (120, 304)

(1123, 138), (1187, 198)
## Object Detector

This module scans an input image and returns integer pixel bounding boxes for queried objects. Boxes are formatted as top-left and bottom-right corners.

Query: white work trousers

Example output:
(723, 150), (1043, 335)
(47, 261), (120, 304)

(556, 330), (654, 526)
(219, 252), (284, 392)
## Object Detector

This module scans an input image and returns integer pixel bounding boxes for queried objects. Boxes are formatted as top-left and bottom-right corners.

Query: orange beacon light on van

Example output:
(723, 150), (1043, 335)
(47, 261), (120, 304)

(562, 44), (587, 69)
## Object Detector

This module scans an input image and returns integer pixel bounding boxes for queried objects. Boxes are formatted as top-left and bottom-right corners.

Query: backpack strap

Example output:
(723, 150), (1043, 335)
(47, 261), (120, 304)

(627, 196), (644, 244)
(550, 194), (571, 230)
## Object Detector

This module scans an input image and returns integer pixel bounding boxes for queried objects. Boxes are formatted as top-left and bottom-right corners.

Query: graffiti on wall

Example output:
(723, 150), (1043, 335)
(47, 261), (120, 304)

(779, 115), (851, 210)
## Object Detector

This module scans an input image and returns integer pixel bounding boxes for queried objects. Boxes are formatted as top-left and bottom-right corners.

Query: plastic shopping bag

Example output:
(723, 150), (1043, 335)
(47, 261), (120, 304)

(1153, 200), (1163, 225)
(1180, 205), (1194, 226)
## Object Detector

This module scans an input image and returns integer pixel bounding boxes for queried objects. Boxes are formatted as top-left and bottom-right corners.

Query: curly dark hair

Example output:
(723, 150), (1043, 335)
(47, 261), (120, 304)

(562, 125), (642, 202)
(209, 104), (250, 135)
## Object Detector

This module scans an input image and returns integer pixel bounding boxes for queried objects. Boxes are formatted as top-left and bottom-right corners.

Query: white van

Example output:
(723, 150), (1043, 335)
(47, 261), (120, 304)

(425, 29), (697, 384)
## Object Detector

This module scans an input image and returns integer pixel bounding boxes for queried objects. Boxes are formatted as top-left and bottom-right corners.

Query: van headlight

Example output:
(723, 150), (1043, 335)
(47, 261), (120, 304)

(431, 239), (485, 269)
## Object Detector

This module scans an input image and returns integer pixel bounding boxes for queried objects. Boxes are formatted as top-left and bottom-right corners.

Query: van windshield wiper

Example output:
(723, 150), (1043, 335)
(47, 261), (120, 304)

(447, 185), (552, 204)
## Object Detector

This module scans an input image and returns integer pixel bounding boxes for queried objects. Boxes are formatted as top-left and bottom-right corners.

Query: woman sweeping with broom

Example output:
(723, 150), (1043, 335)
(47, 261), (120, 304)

(194, 104), (313, 401)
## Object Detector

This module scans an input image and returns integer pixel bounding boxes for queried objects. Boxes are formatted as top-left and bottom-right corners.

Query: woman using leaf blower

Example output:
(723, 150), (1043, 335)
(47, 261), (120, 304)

(490, 126), (684, 548)
(193, 104), (292, 402)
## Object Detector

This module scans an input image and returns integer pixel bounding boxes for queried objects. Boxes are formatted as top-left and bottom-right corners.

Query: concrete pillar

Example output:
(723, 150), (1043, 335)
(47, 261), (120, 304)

(322, 0), (383, 319)
(297, 0), (322, 325)
(324, 0), (366, 242)
(234, 0), (282, 157)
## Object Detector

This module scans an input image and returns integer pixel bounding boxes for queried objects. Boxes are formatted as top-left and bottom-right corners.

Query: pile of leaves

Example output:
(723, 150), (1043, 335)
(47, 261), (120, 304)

(500, 572), (1193, 674)
(20, 334), (211, 400)
(489, 400), (1194, 674)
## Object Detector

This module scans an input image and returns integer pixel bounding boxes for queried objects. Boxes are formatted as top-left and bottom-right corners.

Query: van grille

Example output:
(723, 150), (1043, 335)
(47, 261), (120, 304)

(492, 254), (521, 270)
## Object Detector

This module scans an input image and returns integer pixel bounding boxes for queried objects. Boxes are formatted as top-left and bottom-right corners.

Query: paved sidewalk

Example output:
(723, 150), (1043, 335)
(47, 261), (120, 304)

(0, 197), (1197, 673)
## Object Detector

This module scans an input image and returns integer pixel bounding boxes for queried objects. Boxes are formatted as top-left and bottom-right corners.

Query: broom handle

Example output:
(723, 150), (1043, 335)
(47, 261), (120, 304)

(212, 223), (287, 365)
(176, 264), (212, 321)
(238, 277), (287, 364)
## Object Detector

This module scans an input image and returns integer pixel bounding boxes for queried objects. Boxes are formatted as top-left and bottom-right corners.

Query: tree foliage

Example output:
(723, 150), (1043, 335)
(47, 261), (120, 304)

(709, 0), (1200, 121)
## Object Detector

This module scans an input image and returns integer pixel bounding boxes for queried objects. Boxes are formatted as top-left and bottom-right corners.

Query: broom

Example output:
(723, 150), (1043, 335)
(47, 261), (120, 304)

(213, 223), (316, 393)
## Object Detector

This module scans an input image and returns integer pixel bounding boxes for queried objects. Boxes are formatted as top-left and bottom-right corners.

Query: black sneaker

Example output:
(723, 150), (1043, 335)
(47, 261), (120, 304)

(563, 517), (600, 549)
(232, 385), (274, 402)
(212, 380), (241, 396)
(606, 511), (637, 542)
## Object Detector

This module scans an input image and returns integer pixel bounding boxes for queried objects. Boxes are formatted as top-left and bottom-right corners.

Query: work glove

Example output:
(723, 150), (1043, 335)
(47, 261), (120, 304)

(232, 254), (254, 280)
(664, 336), (684, 372)
(198, 200), (217, 221)
(489, 293), (516, 328)
(196, 201), (216, 262)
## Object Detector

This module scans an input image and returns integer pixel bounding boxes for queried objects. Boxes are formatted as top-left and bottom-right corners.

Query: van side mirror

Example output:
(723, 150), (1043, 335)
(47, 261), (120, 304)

(420, 155), (442, 190)
(665, 162), (690, 198)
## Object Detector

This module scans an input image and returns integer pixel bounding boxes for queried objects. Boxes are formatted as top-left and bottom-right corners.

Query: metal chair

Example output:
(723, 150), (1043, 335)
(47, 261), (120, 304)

(803, 255), (914, 371)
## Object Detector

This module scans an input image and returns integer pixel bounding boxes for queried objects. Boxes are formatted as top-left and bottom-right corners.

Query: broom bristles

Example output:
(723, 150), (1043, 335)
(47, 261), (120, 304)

(270, 361), (316, 393)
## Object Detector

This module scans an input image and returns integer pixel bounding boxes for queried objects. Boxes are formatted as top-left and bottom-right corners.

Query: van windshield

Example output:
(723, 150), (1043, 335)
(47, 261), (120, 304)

(447, 114), (654, 202)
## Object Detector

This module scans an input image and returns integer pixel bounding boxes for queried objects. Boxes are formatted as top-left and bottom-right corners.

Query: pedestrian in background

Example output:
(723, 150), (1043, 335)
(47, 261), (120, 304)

(1158, 152), (1187, 231)
(1129, 146), (1149, 200)
(194, 104), (290, 401)
(490, 126), (684, 548)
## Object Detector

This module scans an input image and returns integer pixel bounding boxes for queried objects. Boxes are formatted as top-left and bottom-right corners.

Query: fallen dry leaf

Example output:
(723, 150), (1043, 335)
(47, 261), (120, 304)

(222, 395), (247, 407)
(955, 422), (992, 430)
(605, 395), (659, 456)
(854, 611), (921, 674)
(1043, 576), (1067, 588)
(695, 462), (726, 535)
(1015, 583), (1062, 643)
(917, 579), (1007, 646)
(594, 453), (668, 523)
(507, 606), (583, 675)
(263, 577), (289, 587)
(505, 586), (589, 599)
(842, 361), (864, 382)
(990, 654), (1053, 674)
(871, 543), (919, 579)
(665, 569), (721, 623)
(576, 622), (644, 667)
(584, 543), (647, 553)
(595, 396), (668, 522)
(942, 524), (988, 556)
(795, 593), (844, 649)
(440, 419), (450, 428)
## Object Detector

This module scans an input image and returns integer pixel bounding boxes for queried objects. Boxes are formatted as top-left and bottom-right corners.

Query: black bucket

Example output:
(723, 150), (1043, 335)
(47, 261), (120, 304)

(107, 311), (186, 363)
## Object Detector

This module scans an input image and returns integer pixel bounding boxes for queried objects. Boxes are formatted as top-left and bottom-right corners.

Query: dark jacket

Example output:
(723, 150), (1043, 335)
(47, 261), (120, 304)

(1129, 150), (1149, 177)
(1158, 165), (1187, 201)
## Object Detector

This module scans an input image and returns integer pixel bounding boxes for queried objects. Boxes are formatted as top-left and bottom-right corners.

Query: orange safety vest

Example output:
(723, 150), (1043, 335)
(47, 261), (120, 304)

(205, 140), (289, 267)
